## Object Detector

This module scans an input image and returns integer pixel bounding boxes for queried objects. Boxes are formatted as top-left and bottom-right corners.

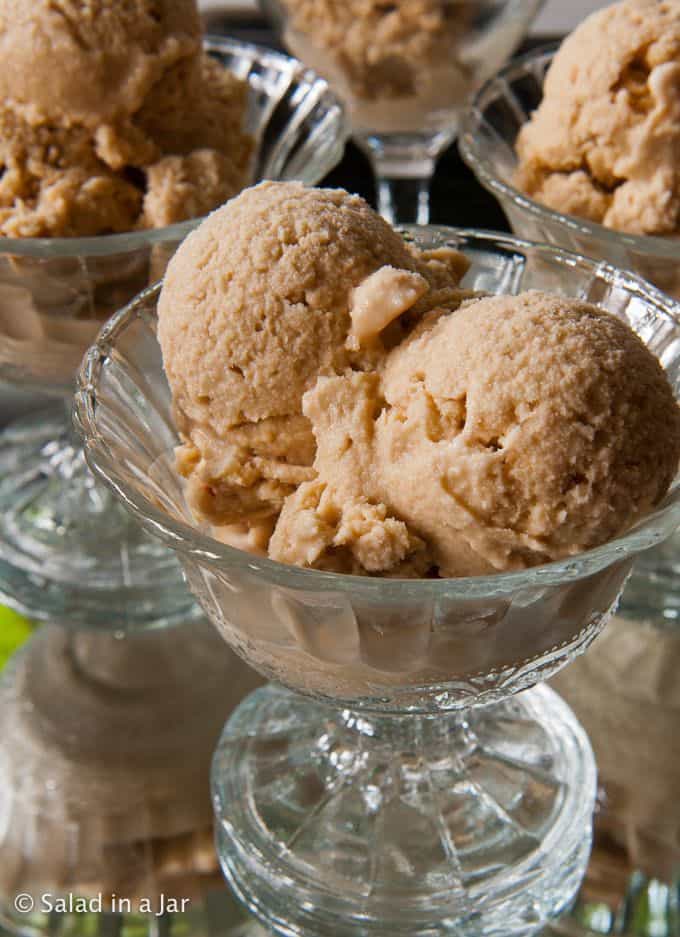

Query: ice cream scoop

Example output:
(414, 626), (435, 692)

(158, 181), (469, 529)
(514, 0), (680, 236)
(0, 0), (252, 236)
(0, 0), (201, 128)
(372, 291), (680, 574)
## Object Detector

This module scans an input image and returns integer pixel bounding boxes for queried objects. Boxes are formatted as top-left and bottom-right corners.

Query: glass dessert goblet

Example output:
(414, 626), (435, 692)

(261, 0), (543, 224)
(458, 46), (680, 624)
(0, 36), (348, 628)
(75, 230), (680, 937)
(458, 48), (680, 298)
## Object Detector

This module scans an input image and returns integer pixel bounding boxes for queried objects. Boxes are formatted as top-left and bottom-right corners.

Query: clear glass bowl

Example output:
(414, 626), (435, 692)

(74, 229), (680, 936)
(0, 35), (348, 395)
(0, 39), (346, 937)
(76, 228), (680, 711)
(458, 46), (680, 627)
(458, 47), (680, 301)
(261, 0), (543, 223)
(0, 36), (348, 629)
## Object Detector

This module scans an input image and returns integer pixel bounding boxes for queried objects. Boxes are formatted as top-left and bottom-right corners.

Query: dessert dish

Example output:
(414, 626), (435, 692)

(0, 0), (252, 238)
(0, 26), (347, 394)
(159, 181), (680, 580)
(76, 219), (680, 937)
(514, 0), (680, 238)
(0, 35), (347, 629)
(263, 0), (541, 223)
(271, 0), (541, 136)
(459, 0), (680, 301)
(0, 0), (252, 385)
(274, 0), (476, 135)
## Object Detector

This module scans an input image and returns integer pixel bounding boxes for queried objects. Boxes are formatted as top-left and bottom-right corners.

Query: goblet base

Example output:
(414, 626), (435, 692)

(213, 683), (596, 937)
(0, 406), (194, 628)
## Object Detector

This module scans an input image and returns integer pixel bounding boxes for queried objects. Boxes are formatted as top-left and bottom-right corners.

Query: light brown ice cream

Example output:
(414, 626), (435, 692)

(159, 181), (470, 530)
(272, 291), (680, 575)
(515, 0), (680, 236)
(371, 291), (680, 575)
(159, 181), (680, 579)
(269, 371), (433, 575)
(279, 0), (475, 133)
(278, 0), (541, 135)
(0, 0), (200, 128)
(0, 0), (252, 237)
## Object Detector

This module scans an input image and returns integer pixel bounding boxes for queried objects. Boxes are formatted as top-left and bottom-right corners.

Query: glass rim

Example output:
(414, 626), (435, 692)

(458, 44), (680, 261)
(0, 36), (321, 259)
(76, 226), (680, 599)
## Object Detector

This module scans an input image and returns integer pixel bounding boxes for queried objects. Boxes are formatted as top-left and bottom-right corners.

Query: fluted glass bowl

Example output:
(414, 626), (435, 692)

(0, 36), (347, 629)
(75, 228), (680, 936)
(459, 47), (680, 625)
(76, 228), (680, 712)
(458, 48), (680, 301)
(0, 36), (348, 394)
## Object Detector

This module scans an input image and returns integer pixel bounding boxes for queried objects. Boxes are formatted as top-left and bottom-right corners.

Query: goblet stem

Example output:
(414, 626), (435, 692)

(355, 132), (446, 225)
(376, 174), (432, 225)
(213, 682), (595, 937)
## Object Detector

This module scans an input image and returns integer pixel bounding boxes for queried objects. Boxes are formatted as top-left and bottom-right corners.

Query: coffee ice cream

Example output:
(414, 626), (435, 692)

(515, 0), (680, 237)
(272, 291), (680, 575)
(159, 181), (470, 532)
(275, 0), (540, 137)
(159, 181), (680, 579)
(0, 0), (255, 390)
(276, 0), (475, 133)
(0, 0), (252, 237)
(370, 291), (679, 575)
